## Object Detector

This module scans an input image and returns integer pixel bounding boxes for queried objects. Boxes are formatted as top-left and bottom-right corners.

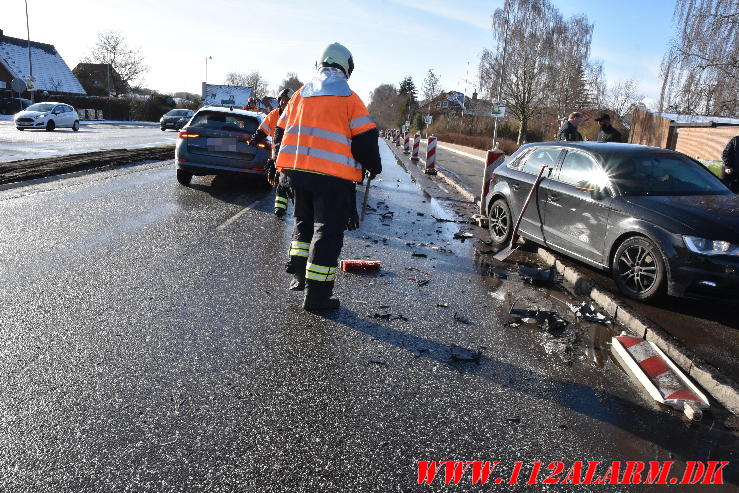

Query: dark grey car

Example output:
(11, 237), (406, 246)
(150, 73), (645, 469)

(483, 142), (739, 301)
(160, 109), (194, 131)
(174, 106), (269, 185)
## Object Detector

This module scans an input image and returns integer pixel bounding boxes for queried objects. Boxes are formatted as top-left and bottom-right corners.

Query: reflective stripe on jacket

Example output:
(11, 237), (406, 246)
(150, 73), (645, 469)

(258, 108), (280, 138)
(275, 74), (376, 183)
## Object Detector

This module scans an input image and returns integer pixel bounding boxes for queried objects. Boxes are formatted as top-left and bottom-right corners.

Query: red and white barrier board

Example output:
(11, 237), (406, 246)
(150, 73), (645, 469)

(425, 136), (437, 175)
(403, 131), (410, 154)
(480, 149), (506, 215)
(611, 335), (709, 420)
(411, 133), (420, 161)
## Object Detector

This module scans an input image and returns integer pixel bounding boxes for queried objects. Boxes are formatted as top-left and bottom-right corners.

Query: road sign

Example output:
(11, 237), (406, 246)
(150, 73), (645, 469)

(11, 78), (27, 93)
(25, 76), (36, 91)
(424, 115), (432, 125)
(491, 101), (506, 117)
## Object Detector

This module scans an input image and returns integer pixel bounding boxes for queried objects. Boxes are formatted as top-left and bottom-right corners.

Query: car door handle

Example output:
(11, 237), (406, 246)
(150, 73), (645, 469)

(548, 194), (559, 202)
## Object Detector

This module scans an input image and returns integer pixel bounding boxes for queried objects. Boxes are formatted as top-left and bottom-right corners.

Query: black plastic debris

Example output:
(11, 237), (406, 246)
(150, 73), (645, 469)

(453, 312), (473, 325)
(453, 231), (475, 242)
(380, 211), (394, 219)
(417, 212), (425, 216)
(416, 279), (430, 287)
(411, 252), (427, 258)
(518, 265), (557, 285)
(450, 345), (482, 361)
(437, 303), (449, 308)
(372, 312), (392, 320)
(509, 308), (569, 332)
(505, 416), (522, 424)
(569, 302), (610, 324)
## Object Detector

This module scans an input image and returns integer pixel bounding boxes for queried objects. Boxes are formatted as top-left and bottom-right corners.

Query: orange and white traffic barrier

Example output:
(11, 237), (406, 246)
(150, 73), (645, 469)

(411, 133), (420, 161)
(424, 135), (437, 175)
(394, 130), (401, 146)
(611, 334), (709, 420)
(480, 149), (506, 215)
(403, 131), (410, 154)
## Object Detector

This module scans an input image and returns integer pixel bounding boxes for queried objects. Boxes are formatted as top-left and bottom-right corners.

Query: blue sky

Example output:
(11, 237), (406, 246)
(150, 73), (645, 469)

(3, 0), (676, 105)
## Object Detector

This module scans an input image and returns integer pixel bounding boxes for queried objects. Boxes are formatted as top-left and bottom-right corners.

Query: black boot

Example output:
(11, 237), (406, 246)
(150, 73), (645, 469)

(274, 207), (286, 217)
(285, 257), (307, 291)
(302, 280), (340, 311)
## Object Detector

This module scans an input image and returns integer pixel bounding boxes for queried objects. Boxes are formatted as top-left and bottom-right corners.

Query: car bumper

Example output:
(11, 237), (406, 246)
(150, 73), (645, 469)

(161, 121), (183, 129)
(15, 120), (45, 127)
(176, 160), (266, 176)
(667, 249), (739, 299)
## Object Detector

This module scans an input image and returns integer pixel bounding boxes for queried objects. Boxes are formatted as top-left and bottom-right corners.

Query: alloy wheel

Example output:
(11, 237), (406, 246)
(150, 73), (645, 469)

(489, 202), (510, 243)
(617, 244), (658, 295)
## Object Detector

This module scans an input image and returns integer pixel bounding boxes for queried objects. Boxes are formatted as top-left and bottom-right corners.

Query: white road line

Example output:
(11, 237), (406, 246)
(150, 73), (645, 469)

(216, 198), (262, 230)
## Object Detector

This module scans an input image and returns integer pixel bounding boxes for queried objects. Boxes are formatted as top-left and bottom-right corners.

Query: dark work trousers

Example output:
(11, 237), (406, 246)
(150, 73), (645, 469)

(286, 182), (352, 283)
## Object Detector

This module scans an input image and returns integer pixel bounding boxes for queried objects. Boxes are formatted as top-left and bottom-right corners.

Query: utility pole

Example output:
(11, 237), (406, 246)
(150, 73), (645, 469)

(205, 56), (212, 83)
(25, 0), (34, 103)
(492, 1), (511, 150)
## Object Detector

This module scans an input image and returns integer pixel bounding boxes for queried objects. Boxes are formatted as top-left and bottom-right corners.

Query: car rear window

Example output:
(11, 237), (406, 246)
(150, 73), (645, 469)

(167, 109), (190, 117)
(189, 111), (259, 134)
(604, 152), (730, 196)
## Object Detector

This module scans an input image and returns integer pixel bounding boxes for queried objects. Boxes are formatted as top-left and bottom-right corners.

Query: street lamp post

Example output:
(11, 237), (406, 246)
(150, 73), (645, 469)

(205, 56), (212, 83)
(25, 0), (34, 103)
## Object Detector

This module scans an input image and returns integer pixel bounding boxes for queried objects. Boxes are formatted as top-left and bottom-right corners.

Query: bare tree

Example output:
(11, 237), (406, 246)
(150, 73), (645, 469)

(224, 71), (270, 99)
(658, 0), (738, 116)
(585, 61), (607, 108)
(421, 69), (442, 104)
(278, 72), (303, 93)
(606, 79), (645, 118)
(368, 83), (403, 129)
(82, 30), (148, 95)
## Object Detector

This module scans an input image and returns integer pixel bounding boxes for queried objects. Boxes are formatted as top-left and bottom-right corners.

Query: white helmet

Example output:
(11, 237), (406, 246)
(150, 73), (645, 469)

(315, 42), (354, 78)
(277, 88), (294, 102)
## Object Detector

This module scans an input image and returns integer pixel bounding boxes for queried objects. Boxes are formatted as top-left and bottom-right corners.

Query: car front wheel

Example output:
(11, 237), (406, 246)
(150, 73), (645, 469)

(72, 120), (80, 131)
(612, 236), (666, 301)
(16, 127), (24, 131)
(45, 120), (56, 131)
(488, 198), (512, 247)
(176, 169), (193, 186)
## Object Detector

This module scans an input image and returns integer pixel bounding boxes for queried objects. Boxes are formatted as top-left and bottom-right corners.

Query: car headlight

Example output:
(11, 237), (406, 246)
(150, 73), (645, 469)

(683, 236), (739, 256)
(35, 113), (45, 119)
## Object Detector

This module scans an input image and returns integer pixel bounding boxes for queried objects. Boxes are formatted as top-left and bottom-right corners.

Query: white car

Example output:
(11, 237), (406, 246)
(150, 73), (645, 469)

(14, 102), (80, 131)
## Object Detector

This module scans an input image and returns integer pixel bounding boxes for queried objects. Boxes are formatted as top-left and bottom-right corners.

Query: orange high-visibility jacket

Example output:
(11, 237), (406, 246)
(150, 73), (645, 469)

(258, 108), (280, 138)
(275, 78), (375, 183)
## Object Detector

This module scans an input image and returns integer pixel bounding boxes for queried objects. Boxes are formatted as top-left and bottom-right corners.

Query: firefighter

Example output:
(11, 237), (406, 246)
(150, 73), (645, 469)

(250, 88), (295, 216)
(273, 42), (381, 311)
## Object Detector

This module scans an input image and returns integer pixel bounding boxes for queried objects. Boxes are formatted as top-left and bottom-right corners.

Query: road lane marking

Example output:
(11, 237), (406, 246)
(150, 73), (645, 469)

(216, 198), (263, 230)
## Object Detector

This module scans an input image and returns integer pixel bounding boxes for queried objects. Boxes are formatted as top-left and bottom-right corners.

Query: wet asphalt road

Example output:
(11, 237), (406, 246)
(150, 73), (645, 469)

(0, 120), (176, 162)
(0, 142), (736, 491)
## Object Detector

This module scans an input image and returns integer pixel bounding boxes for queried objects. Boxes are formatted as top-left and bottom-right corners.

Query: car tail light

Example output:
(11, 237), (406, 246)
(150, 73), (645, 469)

(178, 130), (199, 138)
(257, 142), (271, 150)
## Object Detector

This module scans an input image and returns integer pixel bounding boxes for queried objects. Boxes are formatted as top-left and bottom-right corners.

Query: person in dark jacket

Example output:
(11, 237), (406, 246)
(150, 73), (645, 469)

(556, 112), (584, 141)
(595, 112), (622, 142)
(721, 135), (739, 192)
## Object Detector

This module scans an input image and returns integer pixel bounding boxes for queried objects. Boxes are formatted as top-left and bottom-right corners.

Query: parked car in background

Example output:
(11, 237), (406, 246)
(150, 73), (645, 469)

(174, 106), (269, 185)
(14, 102), (79, 131)
(483, 142), (739, 301)
(160, 109), (194, 131)
(0, 97), (32, 115)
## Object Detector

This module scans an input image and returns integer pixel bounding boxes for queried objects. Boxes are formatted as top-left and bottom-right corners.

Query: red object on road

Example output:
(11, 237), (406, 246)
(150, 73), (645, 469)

(340, 259), (381, 273)
(411, 133), (420, 161)
(481, 149), (506, 215)
(425, 135), (437, 175)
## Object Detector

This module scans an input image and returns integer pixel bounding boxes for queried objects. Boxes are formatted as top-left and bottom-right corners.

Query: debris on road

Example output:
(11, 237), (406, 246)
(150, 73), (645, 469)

(453, 231), (475, 242)
(411, 252), (428, 258)
(611, 334), (709, 421)
(569, 302), (610, 324)
(518, 265), (557, 285)
(341, 259), (381, 273)
(450, 345), (482, 361)
(368, 357), (387, 365)
(509, 307), (569, 332)
(453, 312), (474, 325)
(437, 302), (449, 308)
(505, 416), (522, 424)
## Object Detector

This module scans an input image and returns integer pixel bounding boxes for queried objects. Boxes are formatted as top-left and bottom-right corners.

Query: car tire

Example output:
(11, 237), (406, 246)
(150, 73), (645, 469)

(45, 120), (55, 132)
(72, 120), (80, 131)
(488, 198), (513, 247)
(16, 127), (24, 131)
(161, 127), (166, 131)
(176, 169), (193, 186)
(612, 236), (666, 301)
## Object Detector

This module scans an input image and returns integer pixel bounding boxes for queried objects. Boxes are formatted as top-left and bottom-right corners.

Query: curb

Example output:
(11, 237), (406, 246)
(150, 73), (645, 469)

(536, 247), (739, 415)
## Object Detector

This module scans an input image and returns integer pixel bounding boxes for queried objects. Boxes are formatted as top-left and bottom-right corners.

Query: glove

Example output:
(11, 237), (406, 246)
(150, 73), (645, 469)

(266, 159), (278, 187)
(346, 207), (359, 231)
(365, 169), (377, 180)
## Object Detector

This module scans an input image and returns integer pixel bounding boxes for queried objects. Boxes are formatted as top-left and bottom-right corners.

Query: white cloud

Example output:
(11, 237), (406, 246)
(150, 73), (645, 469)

(392, 0), (495, 31)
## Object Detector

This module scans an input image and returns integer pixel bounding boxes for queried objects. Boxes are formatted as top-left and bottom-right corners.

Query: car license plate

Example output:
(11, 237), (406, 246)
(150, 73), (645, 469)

(207, 138), (239, 151)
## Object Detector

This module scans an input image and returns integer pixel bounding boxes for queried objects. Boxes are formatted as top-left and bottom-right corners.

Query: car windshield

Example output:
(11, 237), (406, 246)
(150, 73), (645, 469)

(188, 111), (259, 134)
(167, 109), (190, 117)
(26, 103), (56, 112)
(603, 151), (731, 196)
